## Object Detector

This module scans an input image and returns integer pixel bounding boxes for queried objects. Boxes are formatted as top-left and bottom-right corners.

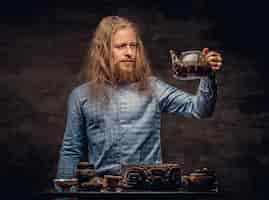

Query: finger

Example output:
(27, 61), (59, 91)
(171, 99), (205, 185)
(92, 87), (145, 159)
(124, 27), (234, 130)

(207, 55), (222, 61)
(205, 52), (221, 60)
(212, 63), (221, 68)
(211, 63), (222, 70)
(208, 61), (222, 67)
(206, 52), (222, 59)
(207, 56), (222, 63)
(207, 50), (221, 55)
(212, 67), (220, 72)
(206, 52), (221, 59)
(208, 58), (222, 65)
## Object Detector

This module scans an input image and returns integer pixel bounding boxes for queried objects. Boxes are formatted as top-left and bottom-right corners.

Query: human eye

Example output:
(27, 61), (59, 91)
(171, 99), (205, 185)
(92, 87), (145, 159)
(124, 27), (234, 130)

(130, 42), (137, 48)
(115, 44), (126, 49)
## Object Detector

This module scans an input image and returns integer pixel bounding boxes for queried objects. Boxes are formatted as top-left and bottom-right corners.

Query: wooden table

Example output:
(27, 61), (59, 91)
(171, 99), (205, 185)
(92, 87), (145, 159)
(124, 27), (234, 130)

(35, 191), (225, 200)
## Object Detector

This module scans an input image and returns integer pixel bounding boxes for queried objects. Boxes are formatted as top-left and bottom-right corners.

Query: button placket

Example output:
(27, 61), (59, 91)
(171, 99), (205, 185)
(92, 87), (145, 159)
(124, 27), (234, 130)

(114, 89), (123, 163)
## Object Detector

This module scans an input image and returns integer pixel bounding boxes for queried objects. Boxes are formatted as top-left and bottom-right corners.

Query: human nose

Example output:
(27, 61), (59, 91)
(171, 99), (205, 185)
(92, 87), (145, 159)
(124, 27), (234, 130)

(125, 45), (135, 57)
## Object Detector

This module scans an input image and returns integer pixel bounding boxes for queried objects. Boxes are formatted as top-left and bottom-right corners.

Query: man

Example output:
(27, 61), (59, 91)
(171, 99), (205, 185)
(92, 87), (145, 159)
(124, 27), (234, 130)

(56, 16), (222, 181)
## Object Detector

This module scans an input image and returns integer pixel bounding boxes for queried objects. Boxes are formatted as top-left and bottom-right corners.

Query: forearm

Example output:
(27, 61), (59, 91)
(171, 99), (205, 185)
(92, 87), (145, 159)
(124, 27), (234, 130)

(194, 74), (217, 118)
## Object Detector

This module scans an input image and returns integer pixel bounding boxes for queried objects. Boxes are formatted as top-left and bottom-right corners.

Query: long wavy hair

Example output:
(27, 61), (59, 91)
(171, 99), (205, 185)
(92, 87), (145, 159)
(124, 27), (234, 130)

(85, 16), (153, 103)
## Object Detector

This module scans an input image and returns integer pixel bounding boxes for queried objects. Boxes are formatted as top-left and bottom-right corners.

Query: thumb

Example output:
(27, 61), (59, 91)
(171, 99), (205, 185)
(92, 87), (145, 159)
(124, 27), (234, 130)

(202, 48), (209, 55)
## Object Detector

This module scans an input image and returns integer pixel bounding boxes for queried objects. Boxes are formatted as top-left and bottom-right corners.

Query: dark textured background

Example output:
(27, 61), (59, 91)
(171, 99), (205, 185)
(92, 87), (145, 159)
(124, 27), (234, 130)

(1, 1), (268, 199)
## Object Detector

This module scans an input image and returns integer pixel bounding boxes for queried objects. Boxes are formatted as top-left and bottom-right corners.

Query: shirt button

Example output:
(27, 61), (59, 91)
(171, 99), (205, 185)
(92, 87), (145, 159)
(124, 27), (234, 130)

(120, 119), (127, 123)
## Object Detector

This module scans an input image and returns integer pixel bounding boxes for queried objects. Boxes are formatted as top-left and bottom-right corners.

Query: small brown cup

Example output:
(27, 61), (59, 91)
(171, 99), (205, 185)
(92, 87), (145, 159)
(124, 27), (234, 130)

(103, 175), (122, 188)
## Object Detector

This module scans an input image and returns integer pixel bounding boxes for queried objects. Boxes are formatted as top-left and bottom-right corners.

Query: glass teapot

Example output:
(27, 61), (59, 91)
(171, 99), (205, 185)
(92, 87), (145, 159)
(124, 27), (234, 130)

(169, 49), (212, 80)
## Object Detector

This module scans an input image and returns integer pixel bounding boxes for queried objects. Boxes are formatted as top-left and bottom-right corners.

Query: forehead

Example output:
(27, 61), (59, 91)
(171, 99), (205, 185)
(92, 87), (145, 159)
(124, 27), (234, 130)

(112, 27), (137, 44)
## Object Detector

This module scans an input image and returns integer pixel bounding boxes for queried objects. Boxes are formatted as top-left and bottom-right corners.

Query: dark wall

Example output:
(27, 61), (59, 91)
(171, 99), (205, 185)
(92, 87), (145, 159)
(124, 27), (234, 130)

(1, 1), (268, 199)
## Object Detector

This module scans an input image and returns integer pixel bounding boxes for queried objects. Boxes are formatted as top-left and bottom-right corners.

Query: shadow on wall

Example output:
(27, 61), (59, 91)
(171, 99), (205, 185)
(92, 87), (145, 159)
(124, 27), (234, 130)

(0, 86), (58, 196)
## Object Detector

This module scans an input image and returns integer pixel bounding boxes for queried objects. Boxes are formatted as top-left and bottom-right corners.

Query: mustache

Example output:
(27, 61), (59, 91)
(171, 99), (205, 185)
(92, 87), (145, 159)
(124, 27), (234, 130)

(120, 60), (135, 62)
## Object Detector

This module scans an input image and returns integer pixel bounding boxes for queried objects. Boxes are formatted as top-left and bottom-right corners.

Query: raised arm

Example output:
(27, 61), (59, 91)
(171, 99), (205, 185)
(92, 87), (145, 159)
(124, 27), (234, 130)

(153, 76), (217, 119)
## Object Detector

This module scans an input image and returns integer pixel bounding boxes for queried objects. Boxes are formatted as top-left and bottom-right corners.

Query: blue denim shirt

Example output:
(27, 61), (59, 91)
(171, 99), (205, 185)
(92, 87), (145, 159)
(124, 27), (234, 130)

(56, 76), (217, 179)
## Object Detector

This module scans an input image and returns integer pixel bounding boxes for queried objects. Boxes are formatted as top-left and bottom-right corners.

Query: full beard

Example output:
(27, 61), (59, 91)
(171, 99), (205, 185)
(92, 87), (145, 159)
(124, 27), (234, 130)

(114, 62), (137, 85)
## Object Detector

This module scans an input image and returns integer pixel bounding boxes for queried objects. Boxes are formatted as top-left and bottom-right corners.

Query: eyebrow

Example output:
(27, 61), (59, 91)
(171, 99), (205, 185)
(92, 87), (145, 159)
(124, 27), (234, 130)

(114, 42), (138, 47)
